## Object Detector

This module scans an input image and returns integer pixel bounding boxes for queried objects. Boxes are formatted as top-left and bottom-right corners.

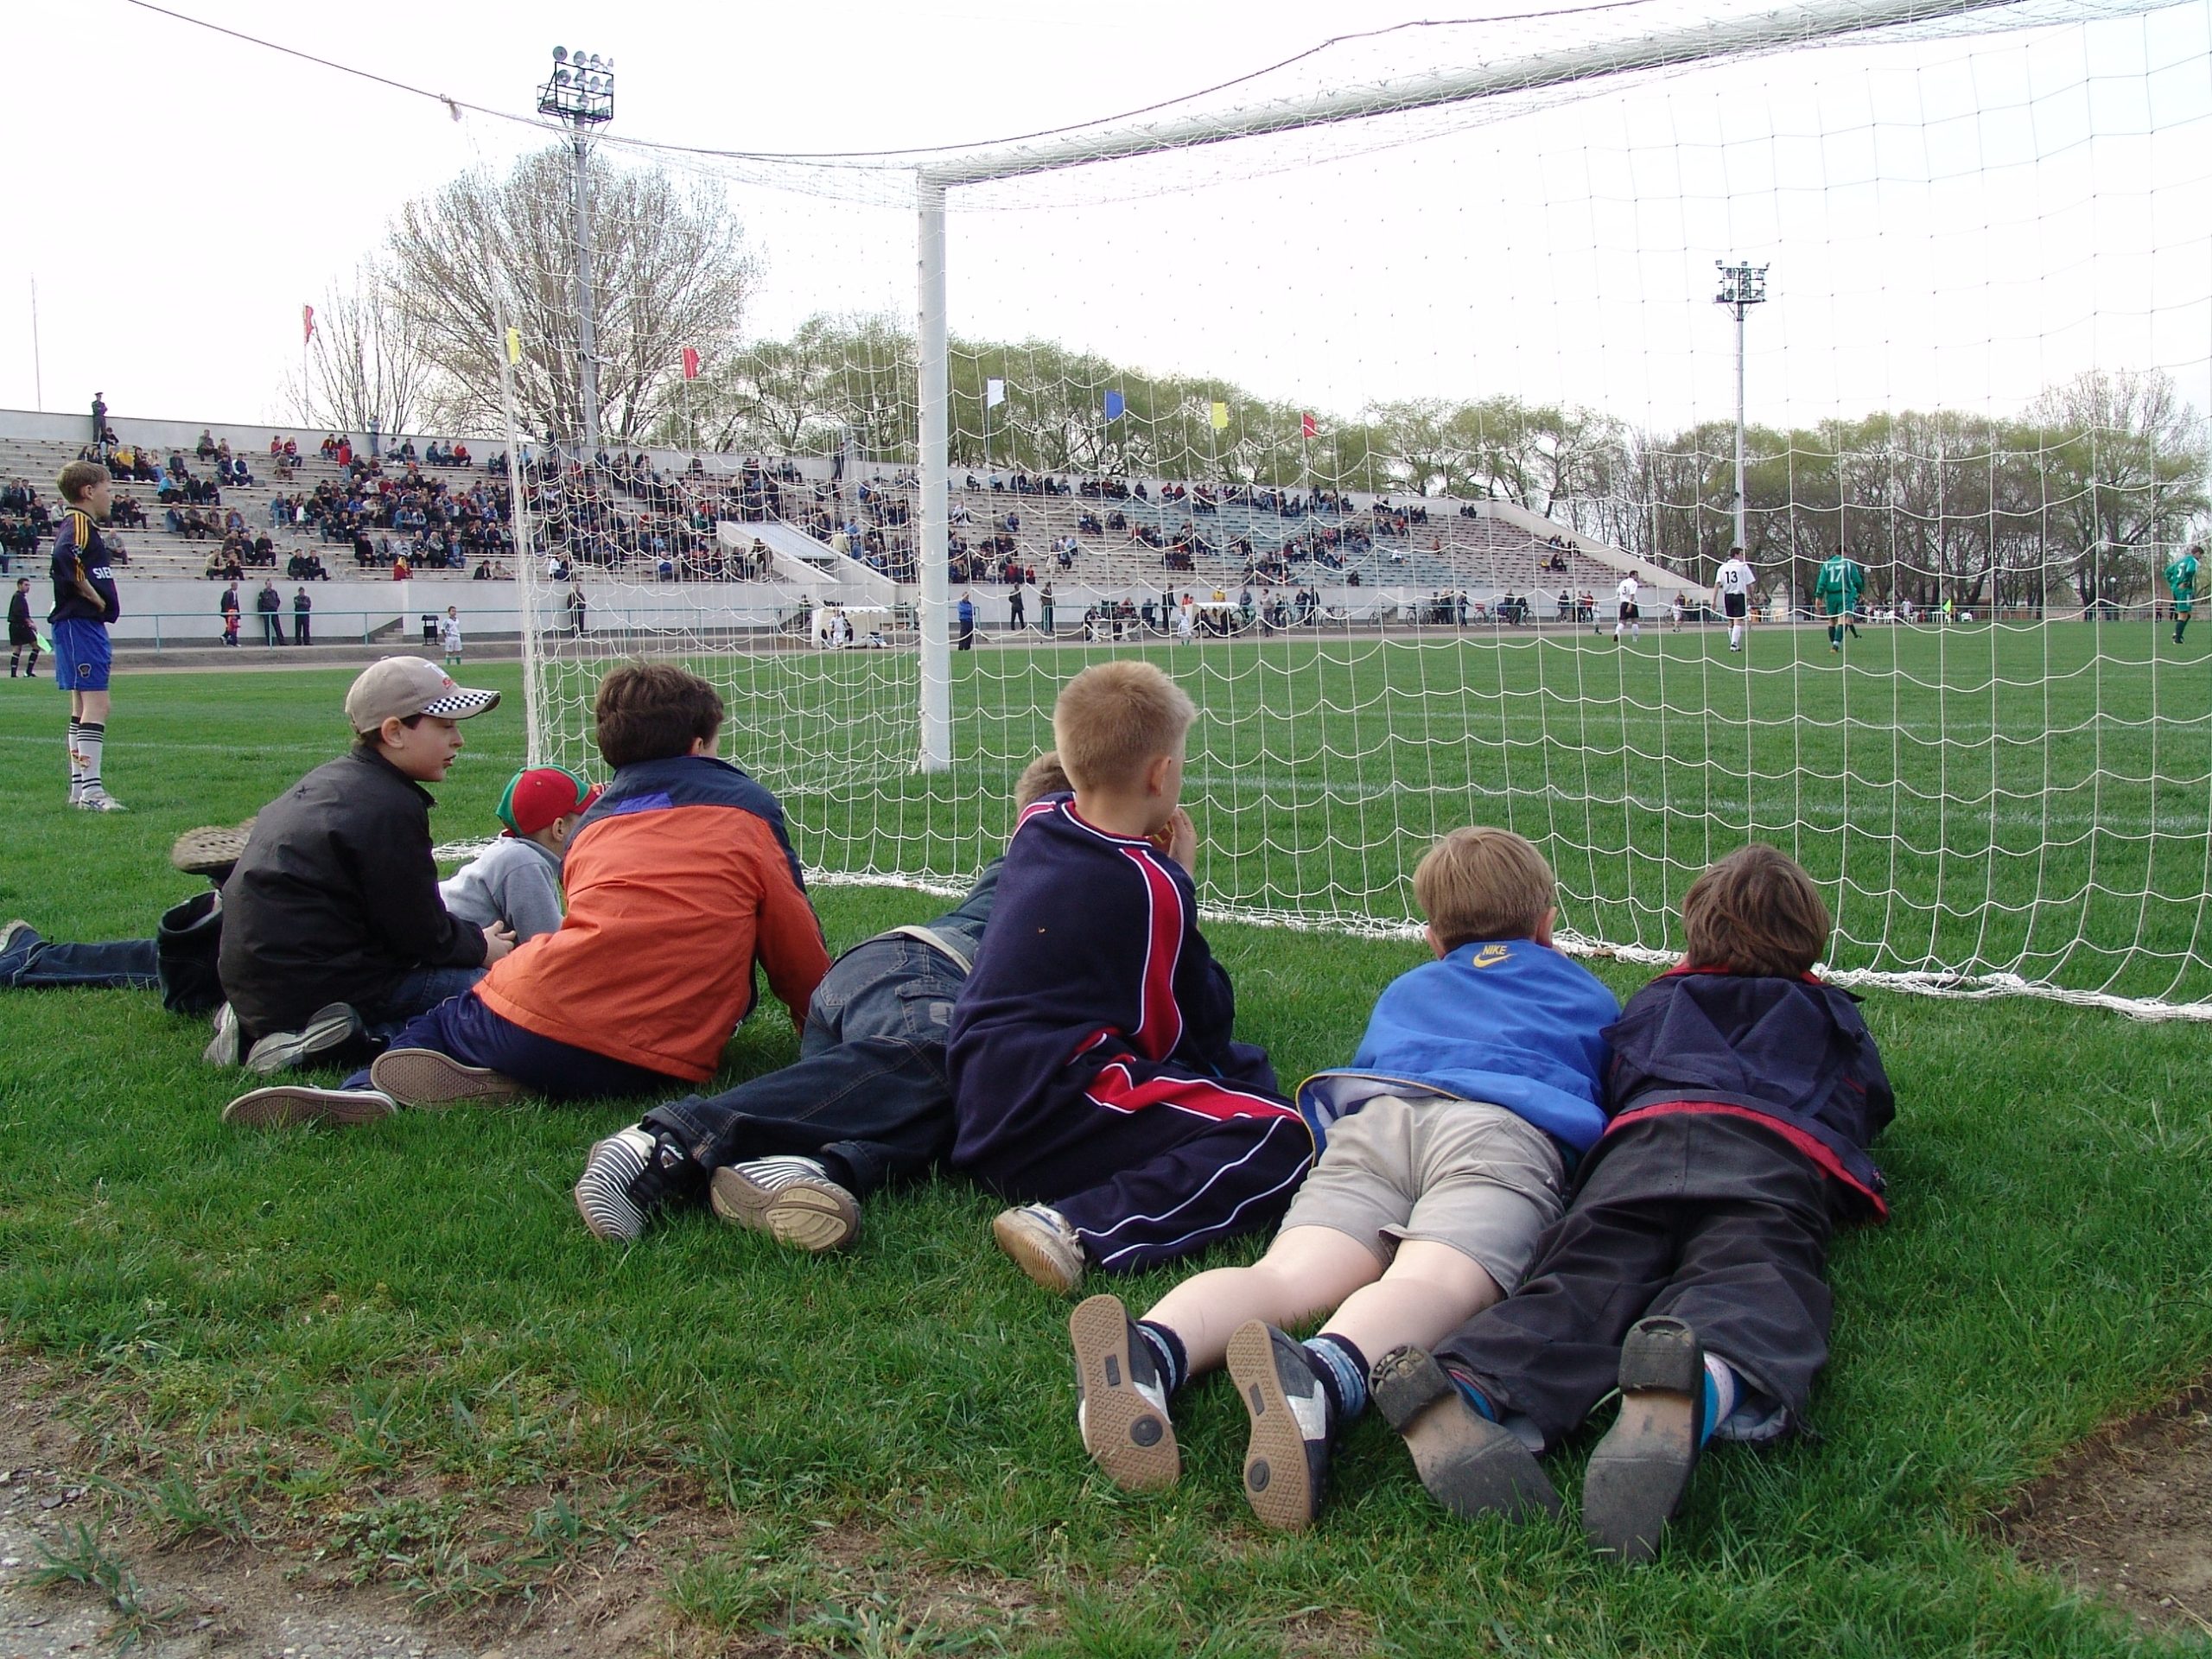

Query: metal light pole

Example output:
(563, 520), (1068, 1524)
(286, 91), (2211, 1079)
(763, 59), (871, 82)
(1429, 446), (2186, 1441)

(1714, 261), (1769, 556)
(537, 47), (614, 457)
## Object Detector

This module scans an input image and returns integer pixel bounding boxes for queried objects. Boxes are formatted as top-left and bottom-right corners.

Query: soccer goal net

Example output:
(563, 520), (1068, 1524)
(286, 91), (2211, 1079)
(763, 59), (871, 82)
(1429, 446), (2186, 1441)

(504, 0), (2212, 1018)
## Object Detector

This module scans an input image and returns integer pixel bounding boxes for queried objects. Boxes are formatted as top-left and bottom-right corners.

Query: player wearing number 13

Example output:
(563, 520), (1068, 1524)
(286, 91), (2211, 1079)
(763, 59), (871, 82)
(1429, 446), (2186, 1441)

(2167, 544), (2201, 646)
(1815, 553), (1864, 653)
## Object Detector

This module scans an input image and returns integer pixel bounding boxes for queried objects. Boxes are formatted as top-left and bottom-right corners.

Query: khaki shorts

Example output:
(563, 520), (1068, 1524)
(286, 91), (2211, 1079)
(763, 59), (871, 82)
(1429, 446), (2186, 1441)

(1280, 1092), (1567, 1293)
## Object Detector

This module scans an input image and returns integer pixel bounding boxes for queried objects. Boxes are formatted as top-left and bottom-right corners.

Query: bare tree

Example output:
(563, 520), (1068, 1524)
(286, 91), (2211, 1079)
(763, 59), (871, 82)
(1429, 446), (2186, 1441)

(385, 147), (758, 444)
(285, 262), (437, 438)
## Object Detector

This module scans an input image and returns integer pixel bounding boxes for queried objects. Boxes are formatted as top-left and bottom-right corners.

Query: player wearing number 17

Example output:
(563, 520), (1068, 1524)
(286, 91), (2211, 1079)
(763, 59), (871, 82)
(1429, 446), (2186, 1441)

(1815, 552), (1864, 652)
(2167, 543), (2201, 646)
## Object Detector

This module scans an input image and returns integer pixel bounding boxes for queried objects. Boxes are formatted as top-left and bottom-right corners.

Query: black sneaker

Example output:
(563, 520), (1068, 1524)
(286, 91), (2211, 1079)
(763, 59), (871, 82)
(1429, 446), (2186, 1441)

(1224, 1320), (1334, 1532)
(1370, 1344), (1560, 1522)
(243, 1002), (365, 1074)
(1068, 1294), (1179, 1491)
(1582, 1316), (1707, 1565)
(574, 1126), (708, 1241)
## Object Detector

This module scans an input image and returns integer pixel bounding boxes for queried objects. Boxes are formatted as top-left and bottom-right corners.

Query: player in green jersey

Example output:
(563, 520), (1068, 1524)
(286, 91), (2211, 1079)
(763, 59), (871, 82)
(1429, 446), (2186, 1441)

(1815, 553), (1865, 652)
(2167, 544), (2201, 645)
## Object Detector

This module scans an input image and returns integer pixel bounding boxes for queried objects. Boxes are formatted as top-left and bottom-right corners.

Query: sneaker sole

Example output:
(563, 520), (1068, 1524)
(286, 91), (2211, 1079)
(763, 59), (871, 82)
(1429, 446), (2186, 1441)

(243, 1005), (361, 1075)
(709, 1166), (859, 1251)
(574, 1137), (653, 1242)
(369, 1048), (527, 1109)
(992, 1209), (1083, 1294)
(171, 821), (254, 877)
(1225, 1320), (1321, 1533)
(222, 1086), (395, 1128)
(1370, 1346), (1560, 1523)
(1068, 1294), (1179, 1491)
(1582, 1321), (1703, 1564)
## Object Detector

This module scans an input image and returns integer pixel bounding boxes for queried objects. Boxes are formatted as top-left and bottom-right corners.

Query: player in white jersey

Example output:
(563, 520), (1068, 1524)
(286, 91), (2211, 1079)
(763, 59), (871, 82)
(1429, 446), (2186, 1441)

(1612, 575), (1641, 645)
(1715, 550), (1755, 652)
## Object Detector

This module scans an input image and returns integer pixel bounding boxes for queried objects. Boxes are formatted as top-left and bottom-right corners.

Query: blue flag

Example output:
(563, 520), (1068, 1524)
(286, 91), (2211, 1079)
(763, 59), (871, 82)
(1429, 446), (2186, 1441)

(1103, 390), (1126, 422)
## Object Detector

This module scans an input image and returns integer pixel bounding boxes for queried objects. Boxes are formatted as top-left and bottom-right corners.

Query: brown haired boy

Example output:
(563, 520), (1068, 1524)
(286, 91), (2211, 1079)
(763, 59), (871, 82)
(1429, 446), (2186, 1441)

(948, 662), (1310, 1292)
(574, 753), (1073, 1247)
(226, 663), (830, 1127)
(49, 459), (125, 810)
(1370, 842), (1896, 1563)
(1066, 828), (1618, 1531)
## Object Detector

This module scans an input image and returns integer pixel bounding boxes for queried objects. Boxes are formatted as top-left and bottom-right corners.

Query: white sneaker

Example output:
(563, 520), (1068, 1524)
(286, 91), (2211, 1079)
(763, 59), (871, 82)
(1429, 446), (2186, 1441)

(992, 1204), (1087, 1294)
(204, 1001), (242, 1067)
(77, 791), (128, 813)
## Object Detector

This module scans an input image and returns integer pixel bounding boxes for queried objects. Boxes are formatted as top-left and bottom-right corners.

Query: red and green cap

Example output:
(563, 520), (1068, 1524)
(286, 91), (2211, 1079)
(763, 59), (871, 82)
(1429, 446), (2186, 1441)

(497, 766), (601, 837)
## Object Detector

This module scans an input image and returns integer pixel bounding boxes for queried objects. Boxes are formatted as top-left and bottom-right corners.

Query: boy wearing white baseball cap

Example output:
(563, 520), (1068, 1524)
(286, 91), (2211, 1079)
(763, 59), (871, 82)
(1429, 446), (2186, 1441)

(206, 658), (516, 1082)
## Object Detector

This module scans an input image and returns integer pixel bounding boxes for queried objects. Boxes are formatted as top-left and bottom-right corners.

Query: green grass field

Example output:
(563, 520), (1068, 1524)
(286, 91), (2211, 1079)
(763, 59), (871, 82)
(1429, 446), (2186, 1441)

(532, 620), (2212, 1007)
(3, 645), (2211, 1656)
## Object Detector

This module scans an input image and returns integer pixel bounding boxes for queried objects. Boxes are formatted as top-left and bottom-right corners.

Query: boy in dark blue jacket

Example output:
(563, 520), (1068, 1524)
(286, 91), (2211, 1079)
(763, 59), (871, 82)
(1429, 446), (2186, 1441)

(1066, 828), (1617, 1532)
(948, 662), (1311, 1294)
(1370, 842), (1895, 1563)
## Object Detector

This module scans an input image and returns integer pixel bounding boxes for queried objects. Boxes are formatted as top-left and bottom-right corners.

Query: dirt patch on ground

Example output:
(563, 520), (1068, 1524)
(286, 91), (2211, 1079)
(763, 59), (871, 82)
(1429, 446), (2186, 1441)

(2002, 1380), (2212, 1638)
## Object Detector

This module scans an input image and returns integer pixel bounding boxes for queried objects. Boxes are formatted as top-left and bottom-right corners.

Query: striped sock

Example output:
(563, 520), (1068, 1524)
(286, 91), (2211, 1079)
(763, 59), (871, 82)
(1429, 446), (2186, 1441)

(66, 718), (84, 799)
(1444, 1364), (1497, 1420)
(76, 721), (105, 799)
(1301, 1332), (1370, 1425)
(1700, 1353), (1739, 1446)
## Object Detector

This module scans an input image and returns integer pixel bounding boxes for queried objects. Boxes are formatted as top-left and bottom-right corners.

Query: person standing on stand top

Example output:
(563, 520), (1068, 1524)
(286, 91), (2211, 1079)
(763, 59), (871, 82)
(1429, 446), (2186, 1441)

(10, 577), (41, 677)
(441, 606), (464, 666)
(2166, 543), (2201, 646)
(90, 393), (107, 448)
(49, 461), (126, 810)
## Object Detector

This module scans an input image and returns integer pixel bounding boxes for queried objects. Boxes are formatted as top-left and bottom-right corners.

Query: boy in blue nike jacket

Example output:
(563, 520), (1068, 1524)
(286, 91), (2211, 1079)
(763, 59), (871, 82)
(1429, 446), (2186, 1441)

(1064, 826), (1618, 1532)
(1370, 842), (1895, 1564)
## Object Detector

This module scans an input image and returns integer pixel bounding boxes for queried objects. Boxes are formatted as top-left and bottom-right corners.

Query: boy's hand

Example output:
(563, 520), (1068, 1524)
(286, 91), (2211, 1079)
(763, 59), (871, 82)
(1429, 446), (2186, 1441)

(481, 922), (517, 963)
(1149, 807), (1197, 871)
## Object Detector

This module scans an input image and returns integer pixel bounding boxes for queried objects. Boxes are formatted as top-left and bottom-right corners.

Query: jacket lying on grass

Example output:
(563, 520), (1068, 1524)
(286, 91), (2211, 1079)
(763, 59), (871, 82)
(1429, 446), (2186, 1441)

(219, 745), (489, 1040)
(1598, 966), (1897, 1217)
(474, 753), (831, 1082)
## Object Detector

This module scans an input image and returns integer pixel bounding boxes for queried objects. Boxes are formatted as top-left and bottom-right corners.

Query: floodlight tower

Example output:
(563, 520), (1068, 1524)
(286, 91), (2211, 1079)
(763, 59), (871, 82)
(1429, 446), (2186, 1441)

(537, 47), (615, 456)
(1714, 260), (1769, 556)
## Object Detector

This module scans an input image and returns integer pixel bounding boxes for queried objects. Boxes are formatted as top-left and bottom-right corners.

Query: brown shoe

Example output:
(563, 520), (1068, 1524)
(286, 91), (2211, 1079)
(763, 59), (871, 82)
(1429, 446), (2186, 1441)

(368, 1047), (527, 1109)
(222, 1085), (396, 1128)
(1069, 1294), (1179, 1491)
(709, 1157), (860, 1251)
(171, 820), (255, 880)
(1582, 1317), (1706, 1565)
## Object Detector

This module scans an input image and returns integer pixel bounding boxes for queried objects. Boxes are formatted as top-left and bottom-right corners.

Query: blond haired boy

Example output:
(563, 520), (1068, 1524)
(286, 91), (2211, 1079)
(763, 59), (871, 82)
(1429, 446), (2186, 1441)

(1067, 827), (1619, 1531)
(948, 662), (1311, 1291)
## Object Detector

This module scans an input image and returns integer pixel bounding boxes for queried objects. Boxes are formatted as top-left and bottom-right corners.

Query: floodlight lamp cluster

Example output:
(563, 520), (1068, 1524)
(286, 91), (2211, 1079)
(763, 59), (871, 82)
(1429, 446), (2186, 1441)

(539, 46), (615, 124)
(1713, 260), (1770, 308)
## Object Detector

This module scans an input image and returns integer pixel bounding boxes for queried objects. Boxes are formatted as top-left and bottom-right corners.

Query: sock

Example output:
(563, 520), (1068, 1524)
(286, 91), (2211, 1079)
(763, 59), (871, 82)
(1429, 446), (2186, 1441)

(2178, 620), (2190, 643)
(1301, 1332), (1370, 1427)
(1443, 1364), (1497, 1420)
(1700, 1353), (1739, 1447)
(1728, 624), (1741, 648)
(77, 721), (105, 798)
(66, 718), (84, 797)
(1631, 623), (1641, 641)
(1133, 1319), (1188, 1398)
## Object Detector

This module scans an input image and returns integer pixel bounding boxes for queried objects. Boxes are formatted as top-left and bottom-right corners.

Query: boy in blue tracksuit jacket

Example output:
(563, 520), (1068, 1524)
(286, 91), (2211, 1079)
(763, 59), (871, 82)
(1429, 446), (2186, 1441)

(949, 662), (1312, 1293)
(1370, 842), (1896, 1564)
(1064, 828), (1618, 1532)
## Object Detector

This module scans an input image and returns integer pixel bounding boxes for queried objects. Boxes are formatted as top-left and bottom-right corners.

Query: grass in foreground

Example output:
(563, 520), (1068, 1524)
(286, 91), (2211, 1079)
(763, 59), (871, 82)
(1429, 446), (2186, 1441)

(1, 663), (2209, 1656)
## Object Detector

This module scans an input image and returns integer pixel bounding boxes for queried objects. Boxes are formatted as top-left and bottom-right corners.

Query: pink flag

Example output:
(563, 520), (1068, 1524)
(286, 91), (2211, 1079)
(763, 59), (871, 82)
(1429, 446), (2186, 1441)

(302, 304), (316, 346)
(1300, 411), (1317, 439)
(681, 346), (701, 380)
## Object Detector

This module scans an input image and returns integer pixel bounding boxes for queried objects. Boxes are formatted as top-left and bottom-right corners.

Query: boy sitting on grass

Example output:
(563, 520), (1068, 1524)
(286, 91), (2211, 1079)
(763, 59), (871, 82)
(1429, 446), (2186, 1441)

(224, 664), (830, 1128)
(947, 662), (1312, 1293)
(1069, 828), (1618, 1531)
(1369, 843), (1895, 1563)
(572, 752), (1071, 1250)
(210, 657), (514, 1074)
(437, 766), (601, 945)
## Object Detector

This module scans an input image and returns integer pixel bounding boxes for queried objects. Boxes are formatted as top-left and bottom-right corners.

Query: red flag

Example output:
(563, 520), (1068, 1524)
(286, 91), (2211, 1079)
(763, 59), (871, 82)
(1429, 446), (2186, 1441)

(681, 346), (701, 381)
(1300, 411), (1317, 439)
(302, 304), (316, 346)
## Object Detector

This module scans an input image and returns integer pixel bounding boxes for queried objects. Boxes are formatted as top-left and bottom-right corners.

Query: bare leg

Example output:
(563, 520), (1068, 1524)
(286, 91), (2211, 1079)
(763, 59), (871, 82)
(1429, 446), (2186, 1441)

(1143, 1227), (1382, 1376)
(1319, 1239), (1505, 1363)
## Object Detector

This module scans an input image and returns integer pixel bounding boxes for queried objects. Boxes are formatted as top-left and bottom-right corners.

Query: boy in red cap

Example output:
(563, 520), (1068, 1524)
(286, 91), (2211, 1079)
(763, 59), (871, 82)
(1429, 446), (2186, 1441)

(438, 766), (601, 945)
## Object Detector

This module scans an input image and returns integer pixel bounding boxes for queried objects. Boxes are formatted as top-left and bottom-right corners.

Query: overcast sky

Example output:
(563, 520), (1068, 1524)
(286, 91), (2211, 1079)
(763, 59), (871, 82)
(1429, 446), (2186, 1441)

(3, 0), (2206, 442)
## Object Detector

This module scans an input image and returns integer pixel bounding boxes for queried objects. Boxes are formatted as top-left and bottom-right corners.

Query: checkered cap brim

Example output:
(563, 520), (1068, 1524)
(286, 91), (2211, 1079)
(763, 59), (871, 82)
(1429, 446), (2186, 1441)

(419, 687), (500, 718)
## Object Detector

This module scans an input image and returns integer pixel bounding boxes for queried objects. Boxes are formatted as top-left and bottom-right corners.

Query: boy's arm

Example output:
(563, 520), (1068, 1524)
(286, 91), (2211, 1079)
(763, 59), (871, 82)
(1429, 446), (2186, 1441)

(348, 809), (490, 969)
(490, 851), (566, 944)
(740, 816), (832, 1031)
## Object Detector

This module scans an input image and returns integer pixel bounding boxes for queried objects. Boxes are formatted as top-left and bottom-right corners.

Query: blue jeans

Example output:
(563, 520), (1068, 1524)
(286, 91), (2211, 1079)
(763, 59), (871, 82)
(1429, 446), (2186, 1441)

(349, 984), (678, 1099)
(354, 966), (487, 1046)
(645, 934), (960, 1197)
(0, 927), (158, 989)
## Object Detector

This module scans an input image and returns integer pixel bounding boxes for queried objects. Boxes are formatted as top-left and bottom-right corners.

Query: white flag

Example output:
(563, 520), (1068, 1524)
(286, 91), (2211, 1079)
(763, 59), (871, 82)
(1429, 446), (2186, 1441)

(985, 378), (1007, 410)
